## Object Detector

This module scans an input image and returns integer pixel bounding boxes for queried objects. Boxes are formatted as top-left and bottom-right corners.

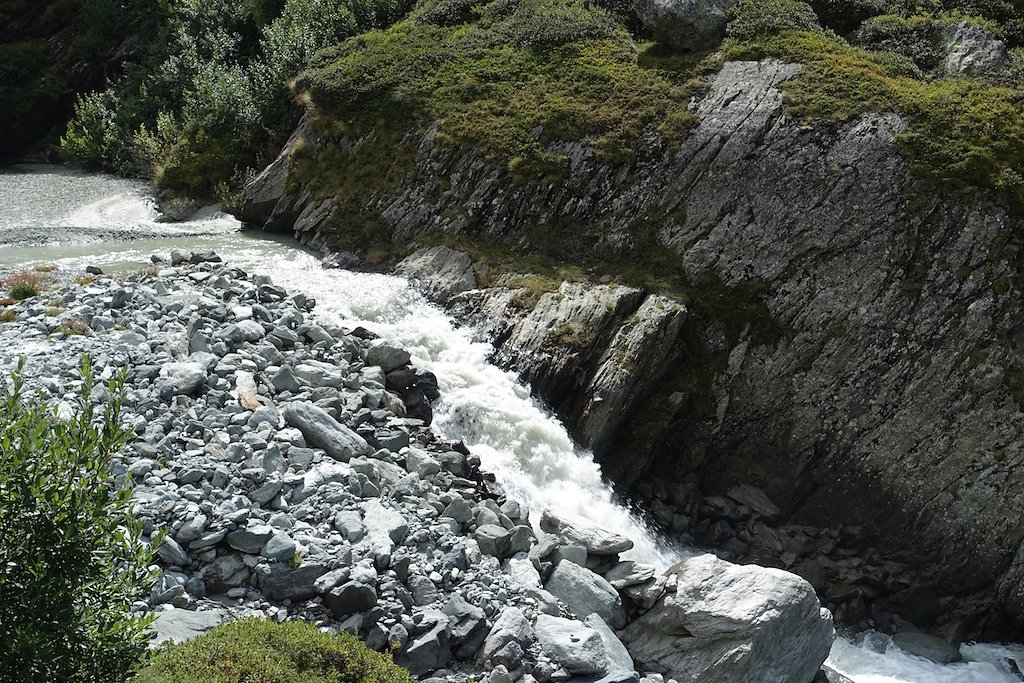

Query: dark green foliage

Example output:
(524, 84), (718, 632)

(0, 0), (164, 159)
(726, 0), (822, 42)
(137, 617), (416, 683)
(0, 357), (155, 682)
(60, 0), (418, 196)
(806, 0), (913, 33)
(854, 14), (946, 71)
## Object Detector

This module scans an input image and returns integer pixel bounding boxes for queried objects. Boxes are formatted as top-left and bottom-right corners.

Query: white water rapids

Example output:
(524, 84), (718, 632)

(2, 165), (1023, 682)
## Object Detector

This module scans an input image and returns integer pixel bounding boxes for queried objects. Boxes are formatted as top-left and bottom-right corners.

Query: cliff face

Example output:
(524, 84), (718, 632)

(240, 59), (1024, 637)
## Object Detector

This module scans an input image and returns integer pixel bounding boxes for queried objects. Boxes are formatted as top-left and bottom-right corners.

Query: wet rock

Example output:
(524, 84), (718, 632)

(396, 246), (480, 302)
(892, 632), (962, 664)
(366, 340), (411, 372)
(540, 510), (633, 556)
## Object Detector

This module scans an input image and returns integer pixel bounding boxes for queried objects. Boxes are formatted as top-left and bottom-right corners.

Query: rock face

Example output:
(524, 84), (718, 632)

(632, 0), (737, 51)
(943, 22), (1008, 76)
(620, 554), (835, 683)
(242, 57), (1024, 636)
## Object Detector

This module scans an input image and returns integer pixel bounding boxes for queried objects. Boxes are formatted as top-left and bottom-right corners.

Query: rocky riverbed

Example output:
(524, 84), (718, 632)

(0, 252), (836, 682)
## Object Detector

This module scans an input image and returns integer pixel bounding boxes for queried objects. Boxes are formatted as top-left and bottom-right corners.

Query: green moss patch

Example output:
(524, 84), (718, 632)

(138, 618), (415, 683)
(296, 0), (706, 174)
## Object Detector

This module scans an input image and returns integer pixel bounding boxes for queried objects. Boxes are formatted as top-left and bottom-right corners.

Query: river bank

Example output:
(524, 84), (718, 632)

(3, 165), (1024, 682)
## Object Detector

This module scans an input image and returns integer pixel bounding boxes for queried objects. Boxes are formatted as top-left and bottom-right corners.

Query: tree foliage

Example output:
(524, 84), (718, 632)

(0, 357), (155, 682)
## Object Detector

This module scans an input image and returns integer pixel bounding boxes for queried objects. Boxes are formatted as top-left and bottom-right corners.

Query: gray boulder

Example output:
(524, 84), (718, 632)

(152, 608), (226, 645)
(475, 524), (512, 558)
(225, 524), (274, 554)
(584, 614), (639, 683)
(480, 607), (535, 664)
(444, 594), (489, 659)
(281, 402), (371, 461)
(620, 554), (834, 683)
(324, 581), (378, 618)
(545, 559), (627, 628)
(944, 21), (1008, 76)
(892, 632), (963, 664)
(366, 339), (411, 372)
(396, 614), (451, 675)
(632, 0), (736, 51)
(256, 563), (327, 601)
(157, 536), (190, 566)
(160, 362), (207, 395)
(395, 246), (480, 301)
(534, 614), (607, 676)
(293, 360), (345, 387)
(539, 509), (633, 556)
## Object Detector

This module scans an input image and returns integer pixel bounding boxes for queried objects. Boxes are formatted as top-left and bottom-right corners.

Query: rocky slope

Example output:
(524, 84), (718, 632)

(240, 55), (1024, 641)
(0, 254), (834, 681)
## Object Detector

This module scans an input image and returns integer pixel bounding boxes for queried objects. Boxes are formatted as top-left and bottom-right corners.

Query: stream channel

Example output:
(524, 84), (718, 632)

(2, 164), (1022, 682)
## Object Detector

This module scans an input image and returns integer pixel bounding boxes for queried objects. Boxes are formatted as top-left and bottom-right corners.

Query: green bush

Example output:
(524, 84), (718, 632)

(137, 618), (417, 683)
(854, 14), (946, 71)
(0, 357), (155, 682)
(806, 0), (913, 33)
(726, 0), (822, 42)
(61, 0), (419, 196)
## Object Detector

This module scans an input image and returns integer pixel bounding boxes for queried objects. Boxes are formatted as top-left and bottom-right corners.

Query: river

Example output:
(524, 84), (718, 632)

(2, 164), (1022, 682)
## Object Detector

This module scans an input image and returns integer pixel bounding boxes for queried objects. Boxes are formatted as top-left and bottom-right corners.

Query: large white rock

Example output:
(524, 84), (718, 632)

(534, 614), (607, 675)
(545, 559), (627, 628)
(160, 362), (207, 395)
(620, 554), (834, 683)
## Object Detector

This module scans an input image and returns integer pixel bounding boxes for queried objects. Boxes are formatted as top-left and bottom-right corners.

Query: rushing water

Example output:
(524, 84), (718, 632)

(2, 164), (1022, 682)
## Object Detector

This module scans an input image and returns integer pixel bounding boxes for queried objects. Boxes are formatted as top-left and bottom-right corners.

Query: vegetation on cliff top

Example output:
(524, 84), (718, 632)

(724, 0), (1024, 214)
(7, 0), (1013, 215)
(57, 0), (416, 199)
(295, 0), (707, 175)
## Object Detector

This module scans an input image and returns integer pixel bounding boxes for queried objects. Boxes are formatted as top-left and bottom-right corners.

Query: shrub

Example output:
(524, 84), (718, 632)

(854, 14), (946, 71)
(0, 357), (155, 682)
(2, 271), (45, 300)
(62, 0), (420, 196)
(0, 311), (15, 323)
(726, 0), (822, 42)
(137, 617), (416, 683)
